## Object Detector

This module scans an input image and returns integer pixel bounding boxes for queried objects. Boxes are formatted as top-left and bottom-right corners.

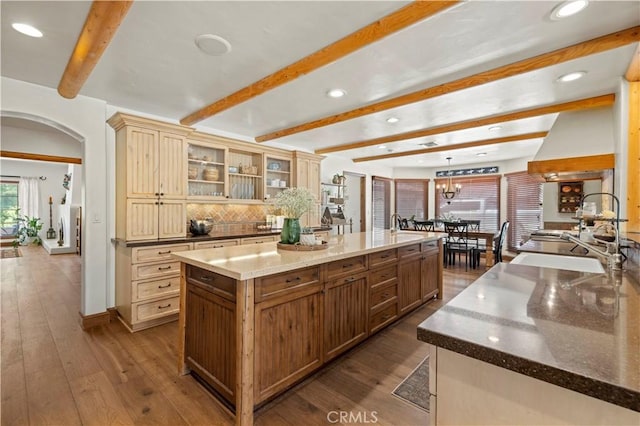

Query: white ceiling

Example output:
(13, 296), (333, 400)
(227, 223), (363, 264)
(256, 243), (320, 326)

(1, 1), (638, 169)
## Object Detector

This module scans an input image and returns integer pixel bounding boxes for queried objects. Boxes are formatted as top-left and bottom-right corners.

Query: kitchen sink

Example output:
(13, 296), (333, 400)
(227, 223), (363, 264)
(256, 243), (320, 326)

(511, 253), (605, 274)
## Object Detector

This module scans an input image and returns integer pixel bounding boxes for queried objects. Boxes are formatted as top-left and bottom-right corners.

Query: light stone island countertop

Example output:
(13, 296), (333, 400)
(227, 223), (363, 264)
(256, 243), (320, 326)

(172, 230), (444, 280)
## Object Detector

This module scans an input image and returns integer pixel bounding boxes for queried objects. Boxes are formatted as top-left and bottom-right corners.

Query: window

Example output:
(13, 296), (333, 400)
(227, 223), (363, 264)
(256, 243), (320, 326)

(395, 179), (428, 220)
(1, 180), (20, 238)
(434, 175), (500, 232)
(506, 172), (543, 250)
(372, 176), (391, 230)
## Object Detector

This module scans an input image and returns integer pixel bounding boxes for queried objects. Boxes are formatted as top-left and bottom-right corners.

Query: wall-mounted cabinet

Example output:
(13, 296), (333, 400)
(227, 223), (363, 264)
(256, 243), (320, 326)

(264, 154), (292, 201)
(228, 149), (263, 202)
(293, 151), (324, 228)
(558, 181), (583, 213)
(187, 141), (227, 200)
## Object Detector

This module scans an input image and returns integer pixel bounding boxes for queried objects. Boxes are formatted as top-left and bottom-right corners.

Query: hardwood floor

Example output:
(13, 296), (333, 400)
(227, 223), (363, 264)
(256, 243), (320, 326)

(1, 246), (482, 425)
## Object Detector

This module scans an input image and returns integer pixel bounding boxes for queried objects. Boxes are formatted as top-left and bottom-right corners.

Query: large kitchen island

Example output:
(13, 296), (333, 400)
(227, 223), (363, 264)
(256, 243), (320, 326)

(172, 230), (444, 425)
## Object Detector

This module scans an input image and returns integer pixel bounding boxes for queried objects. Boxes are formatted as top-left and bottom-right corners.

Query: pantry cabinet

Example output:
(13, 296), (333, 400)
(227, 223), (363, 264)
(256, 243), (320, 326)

(109, 113), (190, 241)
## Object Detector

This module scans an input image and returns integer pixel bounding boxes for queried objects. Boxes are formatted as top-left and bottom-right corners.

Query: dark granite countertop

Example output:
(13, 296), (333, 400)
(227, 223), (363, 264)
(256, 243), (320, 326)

(112, 227), (333, 248)
(417, 262), (640, 412)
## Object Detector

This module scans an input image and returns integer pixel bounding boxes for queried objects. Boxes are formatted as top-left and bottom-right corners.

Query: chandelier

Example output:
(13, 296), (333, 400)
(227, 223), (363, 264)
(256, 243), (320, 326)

(438, 157), (461, 200)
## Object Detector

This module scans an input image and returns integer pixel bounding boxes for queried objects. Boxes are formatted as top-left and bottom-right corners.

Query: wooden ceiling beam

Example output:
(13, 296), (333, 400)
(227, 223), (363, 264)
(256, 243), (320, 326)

(316, 94), (615, 155)
(1, 150), (82, 165)
(527, 154), (614, 175)
(352, 132), (548, 163)
(257, 26), (640, 142)
(179, 1), (459, 126)
(57, 1), (133, 99)
(625, 44), (640, 82)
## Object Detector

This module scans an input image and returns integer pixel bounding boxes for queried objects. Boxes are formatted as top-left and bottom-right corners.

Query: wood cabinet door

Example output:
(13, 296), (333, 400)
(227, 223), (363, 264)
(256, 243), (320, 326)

(398, 256), (423, 315)
(126, 126), (159, 198)
(323, 273), (368, 362)
(421, 249), (440, 301)
(158, 132), (187, 199)
(126, 199), (159, 240)
(158, 200), (186, 239)
(254, 286), (322, 404)
(308, 159), (321, 202)
(185, 283), (236, 404)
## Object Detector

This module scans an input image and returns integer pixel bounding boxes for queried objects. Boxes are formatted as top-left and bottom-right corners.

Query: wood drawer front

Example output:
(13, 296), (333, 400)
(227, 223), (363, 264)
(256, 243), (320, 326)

(422, 240), (439, 254)
(368, 248), (397, 267)
(187, 266), (236, 301)
(256, 266), (320, 302)
(132, 243), (192, 264)
(133, 296), (180, 323)
(194, 239), (239, 249)
(398, 243), (421, 258)
(133, 277), (180, 302)
(240, 235), (278, 245)
(370, 281), (397, 310)
(369, 264), (397, 287)
(132, 260), (181, 281)
(326, 255), (367, 280)
(369, 302), (398, 334)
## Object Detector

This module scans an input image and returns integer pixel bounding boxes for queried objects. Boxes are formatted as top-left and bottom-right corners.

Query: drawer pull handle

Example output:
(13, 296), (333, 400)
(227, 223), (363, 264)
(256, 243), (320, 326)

(382, 314), (391, 321)
(342, 263), (353, 268)
(345, 277), (355, 283)
(214, 245), (223, 248)
(158, 250), (171, 254)
(382, 292), (389, 297)
(406, 248), (416, 252)
(380, 274), (387, 279)
(158, 283), (172, 289)
(158, 266), (172, 271)
(286, 277), (301, 283)
(199, 276), (213, 282)
(158, 303), (171, 309)
(380, 254), (390, 259)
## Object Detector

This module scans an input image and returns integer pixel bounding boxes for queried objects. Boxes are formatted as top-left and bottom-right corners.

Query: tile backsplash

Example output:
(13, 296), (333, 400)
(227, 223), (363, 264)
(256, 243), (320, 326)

(187, 203), (276, 233)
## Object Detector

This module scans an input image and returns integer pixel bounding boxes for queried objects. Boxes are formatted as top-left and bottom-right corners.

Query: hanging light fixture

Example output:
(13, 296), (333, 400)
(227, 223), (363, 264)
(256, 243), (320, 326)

(437, 157), (461, 200)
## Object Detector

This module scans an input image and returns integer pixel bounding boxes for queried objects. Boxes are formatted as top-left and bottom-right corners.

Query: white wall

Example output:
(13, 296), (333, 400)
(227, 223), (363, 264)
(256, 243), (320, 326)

(0, 158), (68, 240)
(1, 77), (108, 317)
(1, 124), (82, 158)
(542, 180), (602, 223)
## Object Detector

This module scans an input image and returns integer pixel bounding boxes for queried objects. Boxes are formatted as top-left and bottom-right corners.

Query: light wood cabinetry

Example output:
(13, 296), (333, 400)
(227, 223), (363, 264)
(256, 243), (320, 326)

(115, 242), (192, 331)
(186, 139), (228, 200)
(293, 151), (324, 228)
(240, 235), (279, 245)
(264, 154), (292, 201)
(109, 114), (190, 241)
(194, 239), (239, 249)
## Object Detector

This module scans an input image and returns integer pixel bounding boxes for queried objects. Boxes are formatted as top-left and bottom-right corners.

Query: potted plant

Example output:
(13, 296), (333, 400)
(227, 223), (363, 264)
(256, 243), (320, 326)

(274, 187), (315, 244)
(13, 214), (43, 247)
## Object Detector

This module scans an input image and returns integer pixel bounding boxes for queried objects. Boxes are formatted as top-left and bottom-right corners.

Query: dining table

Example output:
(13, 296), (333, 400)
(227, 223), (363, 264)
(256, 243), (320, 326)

(412, 219), (498, 270)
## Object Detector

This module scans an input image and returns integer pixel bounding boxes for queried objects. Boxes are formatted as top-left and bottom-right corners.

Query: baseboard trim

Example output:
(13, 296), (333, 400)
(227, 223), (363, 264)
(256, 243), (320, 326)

(79, 310), (112, 330)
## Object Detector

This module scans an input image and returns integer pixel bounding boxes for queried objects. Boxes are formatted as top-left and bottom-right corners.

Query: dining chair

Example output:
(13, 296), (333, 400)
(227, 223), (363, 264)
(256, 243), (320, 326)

(397, 217), (410, 230)
(474, 221), (510, 266)
(443, 221), (476, 270)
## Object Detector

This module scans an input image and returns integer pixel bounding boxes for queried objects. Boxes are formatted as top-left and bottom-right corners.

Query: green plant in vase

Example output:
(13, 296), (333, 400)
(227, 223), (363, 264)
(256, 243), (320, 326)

(274, 187), (315, 244)
(13, 214), (43, 247)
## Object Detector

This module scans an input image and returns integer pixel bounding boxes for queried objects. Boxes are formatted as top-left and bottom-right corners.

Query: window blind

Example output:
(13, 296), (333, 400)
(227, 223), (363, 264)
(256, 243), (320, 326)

(394, 179), (428, 220)
(506, 171), (543, 250)
(372, 176), (391, 230)
(434, 175), (500, 232)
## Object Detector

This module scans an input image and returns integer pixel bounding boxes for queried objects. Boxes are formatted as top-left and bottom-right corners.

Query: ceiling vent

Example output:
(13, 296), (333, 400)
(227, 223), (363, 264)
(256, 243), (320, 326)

(419, 141), (438, 148)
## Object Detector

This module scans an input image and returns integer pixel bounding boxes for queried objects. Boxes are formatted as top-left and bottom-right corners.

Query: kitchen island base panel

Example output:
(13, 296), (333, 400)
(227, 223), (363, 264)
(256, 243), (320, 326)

(433, 348), (639, 425)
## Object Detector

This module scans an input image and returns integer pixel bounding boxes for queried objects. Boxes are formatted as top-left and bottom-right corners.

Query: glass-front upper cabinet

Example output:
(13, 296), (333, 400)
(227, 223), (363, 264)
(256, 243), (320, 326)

(228, 149), (263, 201)
(264, 155), (292, 202)
(187, 141), (227, 200)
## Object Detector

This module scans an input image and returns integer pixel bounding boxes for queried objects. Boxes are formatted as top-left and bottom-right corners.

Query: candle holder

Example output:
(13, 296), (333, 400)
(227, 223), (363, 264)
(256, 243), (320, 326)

(46, 196), (57, 240)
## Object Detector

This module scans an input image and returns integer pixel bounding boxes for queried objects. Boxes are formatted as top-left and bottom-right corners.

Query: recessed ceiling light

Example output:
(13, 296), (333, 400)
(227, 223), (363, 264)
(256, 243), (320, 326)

(556, 71), (587, 82)
(419, 141), (438, 148)
(550, 0), (589, 20)
(488, 126), (502, 132)
(386, 117), (399, 123)
(327, 88), (346, 98)
(195, 34), (232, 56)
(417, 159), (424, 164)
(476, 152), (487, 157)
(12, 23), (43, 38)
(378, 145), (387, 149)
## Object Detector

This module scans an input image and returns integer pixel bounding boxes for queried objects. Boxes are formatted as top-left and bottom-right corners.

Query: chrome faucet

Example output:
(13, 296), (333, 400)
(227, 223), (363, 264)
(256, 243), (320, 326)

(390, 213), (400, 233)
(561, 230), (623, 271)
